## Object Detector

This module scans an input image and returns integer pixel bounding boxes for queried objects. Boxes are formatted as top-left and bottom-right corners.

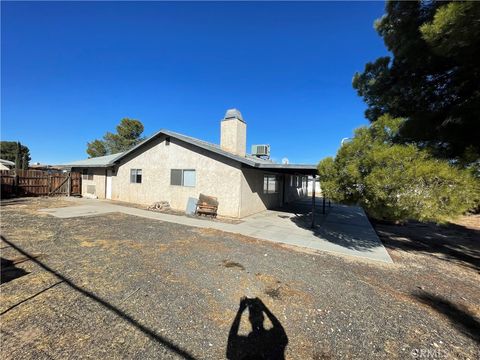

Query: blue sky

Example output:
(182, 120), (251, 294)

(1, 1), (387, 165)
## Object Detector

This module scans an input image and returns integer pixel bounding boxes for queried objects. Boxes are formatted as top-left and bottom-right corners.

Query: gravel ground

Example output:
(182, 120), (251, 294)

(1, 198), (479, 359)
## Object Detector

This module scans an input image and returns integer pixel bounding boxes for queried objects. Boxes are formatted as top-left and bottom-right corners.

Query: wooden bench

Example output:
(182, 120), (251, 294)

(196, 193), (219, 218)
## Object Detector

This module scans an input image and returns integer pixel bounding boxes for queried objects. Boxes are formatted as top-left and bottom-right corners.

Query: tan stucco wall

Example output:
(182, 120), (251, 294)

(78, 168), (106, 199)
(239, 170), (308, 218)
(220, 118), (246, 157)
(110, 136), (243, 218)
(240, 168), (283, 217)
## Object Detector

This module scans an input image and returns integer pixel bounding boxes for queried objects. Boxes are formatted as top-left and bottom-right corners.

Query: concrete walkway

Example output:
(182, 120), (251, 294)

(39, 197), (392, 263)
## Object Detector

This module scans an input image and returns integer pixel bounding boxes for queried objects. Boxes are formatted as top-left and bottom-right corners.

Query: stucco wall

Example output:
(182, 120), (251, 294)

(220, 118), (246, 157)
(240, 169), (281, 217)
(239, 170), (308, 218)
(77, 168), (106, 199)
(110, 136), (243, 218)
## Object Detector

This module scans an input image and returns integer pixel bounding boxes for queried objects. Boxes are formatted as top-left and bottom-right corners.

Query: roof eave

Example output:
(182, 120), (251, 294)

(257, 164), (317, 170)
(63, 164), (113, 169)
(71, 129), (315, 172)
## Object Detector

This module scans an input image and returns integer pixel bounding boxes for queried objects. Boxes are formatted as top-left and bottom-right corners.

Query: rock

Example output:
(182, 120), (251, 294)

(148, 201), (170, 211)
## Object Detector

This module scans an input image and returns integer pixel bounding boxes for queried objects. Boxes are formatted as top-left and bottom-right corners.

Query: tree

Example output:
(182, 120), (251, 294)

(318, 115), (480, 223)
(0, 141), (31, 169)
(86, 118), (145, 157)
(352, 1), (480, 162)
(86, 139), (107, 158)
(15, 142), (21, 169)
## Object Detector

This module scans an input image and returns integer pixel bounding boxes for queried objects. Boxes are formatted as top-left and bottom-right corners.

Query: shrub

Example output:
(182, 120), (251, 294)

(318, 115), (480, 222)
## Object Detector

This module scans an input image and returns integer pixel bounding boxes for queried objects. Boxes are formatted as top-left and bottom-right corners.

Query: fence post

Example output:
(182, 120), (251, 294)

(67, 173), (71, 197)
(14, 173), (19, 196)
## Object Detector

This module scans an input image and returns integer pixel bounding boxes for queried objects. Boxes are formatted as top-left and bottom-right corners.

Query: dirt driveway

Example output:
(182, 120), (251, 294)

(1, 198), (479, 359)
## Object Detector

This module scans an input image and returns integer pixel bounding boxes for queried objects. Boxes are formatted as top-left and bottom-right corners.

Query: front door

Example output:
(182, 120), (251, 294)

(106, 169), (112, 199)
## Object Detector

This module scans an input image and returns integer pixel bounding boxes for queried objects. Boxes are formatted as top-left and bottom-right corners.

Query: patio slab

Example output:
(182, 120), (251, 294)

(39, 197), (392, 263)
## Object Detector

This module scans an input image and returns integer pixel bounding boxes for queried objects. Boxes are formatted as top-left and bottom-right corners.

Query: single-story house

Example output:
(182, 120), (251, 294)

(63, 109), (317, 218)
(0, 159), (15, 170)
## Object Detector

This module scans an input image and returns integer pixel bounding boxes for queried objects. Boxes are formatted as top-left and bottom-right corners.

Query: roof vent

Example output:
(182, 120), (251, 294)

(224, 108), (244, 122)
(251, 144), (270, 158)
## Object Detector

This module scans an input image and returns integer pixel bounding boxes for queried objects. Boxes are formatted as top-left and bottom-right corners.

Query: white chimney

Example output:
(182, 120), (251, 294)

(220, 108), (246, 157)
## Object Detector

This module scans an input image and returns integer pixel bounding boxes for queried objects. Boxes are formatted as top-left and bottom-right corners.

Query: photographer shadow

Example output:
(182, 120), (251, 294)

(226, 297), (288, 360)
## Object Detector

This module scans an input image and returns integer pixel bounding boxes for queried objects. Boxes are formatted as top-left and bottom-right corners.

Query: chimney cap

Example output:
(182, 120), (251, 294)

(223, 108), (244, 122)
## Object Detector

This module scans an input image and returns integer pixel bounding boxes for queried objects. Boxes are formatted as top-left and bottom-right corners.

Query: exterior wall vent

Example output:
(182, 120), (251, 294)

(251, 144), (270, 157)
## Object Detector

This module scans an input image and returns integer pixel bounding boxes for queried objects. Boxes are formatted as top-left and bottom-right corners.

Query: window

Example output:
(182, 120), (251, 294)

(171, 169), (182, 185)
(170, 169), (196, 187)
(183, 170), (196, 187)
(165, 136), (170, 146)
(82, 169), (93, 181)
(130, 169), (142, 183)
(263, 174), (279, 194)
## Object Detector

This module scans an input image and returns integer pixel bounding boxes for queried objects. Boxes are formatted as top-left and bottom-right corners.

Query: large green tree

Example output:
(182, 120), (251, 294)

(352, 1), (480, 162)
(87, 118), (145, 158)
(0, 141), (31, 169)
(318, 115), (479, 223)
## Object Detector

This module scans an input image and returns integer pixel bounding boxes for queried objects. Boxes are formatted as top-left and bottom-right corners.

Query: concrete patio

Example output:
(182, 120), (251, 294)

(39, 197), (392, 263)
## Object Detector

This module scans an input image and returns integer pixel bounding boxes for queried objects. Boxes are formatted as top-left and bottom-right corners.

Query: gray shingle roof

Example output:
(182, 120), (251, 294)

(62, 129), (316, 173)
(63, 152), (124, 167)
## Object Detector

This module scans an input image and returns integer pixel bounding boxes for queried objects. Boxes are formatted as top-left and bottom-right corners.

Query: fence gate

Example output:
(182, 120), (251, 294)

(0, 170), (82, 198)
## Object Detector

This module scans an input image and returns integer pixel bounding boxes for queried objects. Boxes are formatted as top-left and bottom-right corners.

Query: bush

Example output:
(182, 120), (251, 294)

(318, 115), (480, 223)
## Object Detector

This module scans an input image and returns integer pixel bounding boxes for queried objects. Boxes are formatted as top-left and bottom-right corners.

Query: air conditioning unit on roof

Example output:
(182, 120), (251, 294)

(251, 144), (270, 157)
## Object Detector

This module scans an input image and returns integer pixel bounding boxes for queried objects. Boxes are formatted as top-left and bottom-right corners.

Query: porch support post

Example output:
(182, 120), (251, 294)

(311, 174), (316, 228)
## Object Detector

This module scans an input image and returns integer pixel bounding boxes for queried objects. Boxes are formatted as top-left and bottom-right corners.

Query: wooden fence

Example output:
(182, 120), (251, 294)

(0, 170), (81, 198)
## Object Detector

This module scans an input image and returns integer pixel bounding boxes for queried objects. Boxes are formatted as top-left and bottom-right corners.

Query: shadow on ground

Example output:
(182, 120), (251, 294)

(375, 221), (480, 271)
(413, 291), (480, 343)
(227, 297), (288, 360)
(0, 235), (198, 360)
(278, 198), (480, 265)
(276, 200), (382, 252)
(0, 198), (31, 207)
(1, 257), (29, 284)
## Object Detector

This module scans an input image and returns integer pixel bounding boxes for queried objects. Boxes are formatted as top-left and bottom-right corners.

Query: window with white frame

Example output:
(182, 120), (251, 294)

(170, 169), (196, 187)
(263, 174), (279, 194)
(130, 169), (142, 183)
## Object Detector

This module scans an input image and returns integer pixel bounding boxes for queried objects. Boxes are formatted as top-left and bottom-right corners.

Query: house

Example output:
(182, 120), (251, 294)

(29, 163), (65, 172)
(0, 159), (15, 170)
(63, 109), (317, 218)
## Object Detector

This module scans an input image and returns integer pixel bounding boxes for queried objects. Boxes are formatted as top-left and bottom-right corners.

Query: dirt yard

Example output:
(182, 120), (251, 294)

(1, 198), (479, 359)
